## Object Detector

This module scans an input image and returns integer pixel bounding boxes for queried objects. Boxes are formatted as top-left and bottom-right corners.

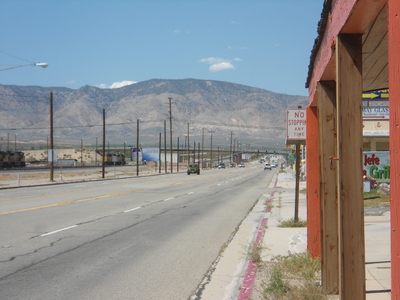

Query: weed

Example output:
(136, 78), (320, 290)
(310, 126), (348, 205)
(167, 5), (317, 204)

(266, 204), (274, 210)
(262, 252), (329, 299)
(277, 218), (307, 228)
(263, 267), (290, 296)
(250, 245), (264, 263)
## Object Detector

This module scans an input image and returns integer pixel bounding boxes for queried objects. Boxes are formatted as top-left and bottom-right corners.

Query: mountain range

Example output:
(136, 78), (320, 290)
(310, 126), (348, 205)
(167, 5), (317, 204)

(0, 79), (308, 151)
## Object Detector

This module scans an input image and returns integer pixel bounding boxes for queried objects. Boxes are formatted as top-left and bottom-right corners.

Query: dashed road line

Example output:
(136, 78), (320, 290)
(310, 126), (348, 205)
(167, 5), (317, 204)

(124, 206), (142, 213)
(40, 225), (78, 237)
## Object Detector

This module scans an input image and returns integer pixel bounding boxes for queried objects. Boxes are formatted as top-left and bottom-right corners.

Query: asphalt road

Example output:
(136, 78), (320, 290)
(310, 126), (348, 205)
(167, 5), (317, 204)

(0, 163), (275, 300)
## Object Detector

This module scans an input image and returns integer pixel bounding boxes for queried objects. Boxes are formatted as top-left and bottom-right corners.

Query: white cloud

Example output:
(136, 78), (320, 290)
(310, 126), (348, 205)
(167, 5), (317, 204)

(199, 57), (242, 72)
(209, 62), (235, 72)
(97, 81), (137, 89)
(110, 81), (137, 88)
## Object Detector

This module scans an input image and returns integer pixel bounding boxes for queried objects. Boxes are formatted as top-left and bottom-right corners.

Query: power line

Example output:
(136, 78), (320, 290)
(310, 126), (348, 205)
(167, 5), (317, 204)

(0, 49), (34, 64)
(0, 118), (285, 132)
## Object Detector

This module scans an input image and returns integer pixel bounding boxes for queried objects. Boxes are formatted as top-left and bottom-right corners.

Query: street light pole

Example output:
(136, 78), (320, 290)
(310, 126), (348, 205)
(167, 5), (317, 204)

(0, 62), (48, 72)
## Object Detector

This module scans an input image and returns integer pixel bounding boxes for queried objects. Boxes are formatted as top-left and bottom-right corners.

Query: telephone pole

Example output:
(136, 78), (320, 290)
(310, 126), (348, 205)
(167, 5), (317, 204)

(167, 97), (175, 173)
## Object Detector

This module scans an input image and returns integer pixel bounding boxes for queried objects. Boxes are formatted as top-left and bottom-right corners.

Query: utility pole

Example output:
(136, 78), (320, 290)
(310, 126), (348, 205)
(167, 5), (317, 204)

(210, 132), (213, 167)
(49, 92), (54, 181)
(193, 141), (196, 163)
(136, 119), (139, 176)
(229, 131), (233, 163)
(102, 109), (105, 178)
(201, 128), (204, 169)
(177, 137), (180, 172)
(80, 138), (83, 166)
(187, 123), (190, 164)
(95, 137), (98, 166)
(159, 133), (162, 174)
(164, 120), (167, 173)
(167, 97), (175, 173)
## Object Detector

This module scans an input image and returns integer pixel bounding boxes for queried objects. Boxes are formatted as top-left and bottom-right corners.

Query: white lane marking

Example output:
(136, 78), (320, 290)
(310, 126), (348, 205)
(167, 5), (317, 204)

(40, 225), (78, 237)
(218, 184), (221, 186)
(124, 206), (141, 213)
(188, 192), (194, 195)
(164, 197), (174, 201)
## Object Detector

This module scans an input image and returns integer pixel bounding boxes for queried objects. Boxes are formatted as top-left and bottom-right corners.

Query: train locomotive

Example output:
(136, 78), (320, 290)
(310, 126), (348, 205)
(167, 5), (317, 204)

(0, 151), (26, 168)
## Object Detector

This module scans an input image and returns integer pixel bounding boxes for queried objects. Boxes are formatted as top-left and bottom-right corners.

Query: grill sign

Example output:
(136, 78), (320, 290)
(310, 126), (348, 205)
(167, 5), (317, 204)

(287, 109), (306, 141)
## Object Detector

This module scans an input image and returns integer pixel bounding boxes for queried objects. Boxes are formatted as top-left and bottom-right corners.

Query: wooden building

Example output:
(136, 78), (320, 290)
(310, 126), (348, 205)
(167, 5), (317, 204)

(305, 0), (399, 298)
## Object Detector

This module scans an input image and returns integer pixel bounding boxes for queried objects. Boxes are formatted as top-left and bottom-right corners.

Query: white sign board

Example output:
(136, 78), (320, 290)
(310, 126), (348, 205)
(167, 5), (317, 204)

(142, 148), (160, 161)
(287, 109), (306, 141)
(362, 107), (389, 119)
(48, 149), (58, 163)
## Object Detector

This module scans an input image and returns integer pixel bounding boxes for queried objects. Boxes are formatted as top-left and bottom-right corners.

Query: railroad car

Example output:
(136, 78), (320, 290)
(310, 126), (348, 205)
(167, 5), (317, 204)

(0, 151), (26, 168)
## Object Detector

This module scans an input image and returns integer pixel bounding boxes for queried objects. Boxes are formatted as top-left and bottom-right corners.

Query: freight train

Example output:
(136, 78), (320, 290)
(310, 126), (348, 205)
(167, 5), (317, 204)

(0, 151), (26, 168)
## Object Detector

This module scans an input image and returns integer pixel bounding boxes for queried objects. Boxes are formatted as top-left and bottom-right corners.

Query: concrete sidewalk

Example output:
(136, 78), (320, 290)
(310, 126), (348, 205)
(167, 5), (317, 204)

(194, 167), (391, 299)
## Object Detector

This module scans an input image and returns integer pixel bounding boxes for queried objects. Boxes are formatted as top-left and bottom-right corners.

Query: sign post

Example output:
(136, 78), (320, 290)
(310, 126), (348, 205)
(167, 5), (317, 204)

(287, 108), (307, 222)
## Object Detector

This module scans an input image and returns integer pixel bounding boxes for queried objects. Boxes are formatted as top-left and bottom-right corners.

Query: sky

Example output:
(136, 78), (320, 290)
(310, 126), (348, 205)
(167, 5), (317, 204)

(0, 0), (323, 96)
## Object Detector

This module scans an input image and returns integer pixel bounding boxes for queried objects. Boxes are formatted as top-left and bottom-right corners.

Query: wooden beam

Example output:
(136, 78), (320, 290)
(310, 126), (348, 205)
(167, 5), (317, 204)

(336, 34), (365, 299)
(388, 0), (400, 297)
(317, 81), (339, 294)
(306, 106), (321, 259)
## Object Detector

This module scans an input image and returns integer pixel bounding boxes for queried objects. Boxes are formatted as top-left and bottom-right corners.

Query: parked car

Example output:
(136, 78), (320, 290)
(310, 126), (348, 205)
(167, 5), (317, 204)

(238, 163), (245, 168)
(271, 163), (277, 168)
(187, 164), (200, 175)
(264, 163), (272, 170)
(230, 163), (236, 168)
(218, 163), (226, 169)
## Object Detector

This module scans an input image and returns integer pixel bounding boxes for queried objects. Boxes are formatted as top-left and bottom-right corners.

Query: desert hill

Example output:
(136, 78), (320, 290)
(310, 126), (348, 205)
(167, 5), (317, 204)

(0, 79), (308, 151)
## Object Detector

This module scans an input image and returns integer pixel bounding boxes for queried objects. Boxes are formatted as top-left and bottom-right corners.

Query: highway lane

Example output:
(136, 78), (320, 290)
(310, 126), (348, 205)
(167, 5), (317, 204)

(0, 163), (276, 299)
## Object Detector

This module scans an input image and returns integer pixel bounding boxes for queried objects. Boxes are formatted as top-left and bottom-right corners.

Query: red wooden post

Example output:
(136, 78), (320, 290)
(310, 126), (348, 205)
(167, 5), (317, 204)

(306, 106), (321, 258)
(388, 0), (400, 297)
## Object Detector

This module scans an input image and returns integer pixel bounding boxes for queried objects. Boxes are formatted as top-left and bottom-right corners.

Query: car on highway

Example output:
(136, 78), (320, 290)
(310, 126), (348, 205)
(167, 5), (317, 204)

(264, 163), (272, 170)
(187, 164), (200, 175)
(218, 163), (226, 169)
(238, 163), (245, 168)
(229, 163), (236, 168)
